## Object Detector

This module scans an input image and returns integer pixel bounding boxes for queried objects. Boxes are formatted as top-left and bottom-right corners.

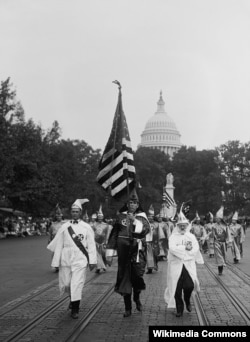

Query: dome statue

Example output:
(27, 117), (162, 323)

(139, 91), (181, 158)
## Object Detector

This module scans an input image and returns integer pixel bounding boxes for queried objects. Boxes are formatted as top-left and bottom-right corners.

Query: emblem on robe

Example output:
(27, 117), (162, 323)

(76, 234), (84, 241)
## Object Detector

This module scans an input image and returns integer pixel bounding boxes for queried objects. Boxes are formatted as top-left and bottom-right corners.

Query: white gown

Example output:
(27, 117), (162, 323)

(164, 228), (204, 308)
(47, 220), (97, 301)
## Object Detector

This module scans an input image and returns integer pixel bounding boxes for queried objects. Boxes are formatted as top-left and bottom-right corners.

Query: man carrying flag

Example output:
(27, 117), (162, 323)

(105, 189), (150, 317)
(96, 81), (136, 200)
(97, 82), (150, 318)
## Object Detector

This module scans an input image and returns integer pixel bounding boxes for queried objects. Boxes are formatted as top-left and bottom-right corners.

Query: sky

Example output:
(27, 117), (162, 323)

(1, 0), (250, 153)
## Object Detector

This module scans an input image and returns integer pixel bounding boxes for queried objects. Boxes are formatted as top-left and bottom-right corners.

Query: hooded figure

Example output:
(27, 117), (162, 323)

(190, 211), (207, 253)
(212, 206), (232, 275)
(47, 198), (97, 319)
(48, 204), (64, 242)
(82, 210), (89, 223)
(92, 204), (113, 273)
(145, 204), (162, 273)
(105, 188), (150, 318)
(164, 209), (203, 317)
(229, 211), (245, 263)
(204, 212), (215, 257)
(89, 213), (97, 228)
(48, 204), (66, 272)
(157, 208), (170, 261)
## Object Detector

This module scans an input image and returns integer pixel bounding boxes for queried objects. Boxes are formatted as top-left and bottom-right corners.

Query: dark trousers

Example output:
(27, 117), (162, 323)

(123, 291), (140, 310)
(174, 265), (194, 313)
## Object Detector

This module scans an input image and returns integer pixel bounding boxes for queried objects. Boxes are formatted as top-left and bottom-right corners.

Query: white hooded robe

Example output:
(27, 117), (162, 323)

(164, 227), (204, 308)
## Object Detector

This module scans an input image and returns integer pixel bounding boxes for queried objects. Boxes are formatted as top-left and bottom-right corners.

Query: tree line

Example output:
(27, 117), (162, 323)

(1, 78), (250, 219)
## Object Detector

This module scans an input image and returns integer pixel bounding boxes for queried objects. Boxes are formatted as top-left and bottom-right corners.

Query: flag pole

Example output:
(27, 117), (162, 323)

(106, 81), (121, 200)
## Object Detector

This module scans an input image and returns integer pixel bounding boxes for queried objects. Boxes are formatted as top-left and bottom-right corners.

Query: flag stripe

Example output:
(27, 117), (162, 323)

(111, 178), (134, 197)
(99, 164), (136, 190)
(97, 152), (135, 185)
(99, 147), (134, 173)
(110, 170), (135, 190)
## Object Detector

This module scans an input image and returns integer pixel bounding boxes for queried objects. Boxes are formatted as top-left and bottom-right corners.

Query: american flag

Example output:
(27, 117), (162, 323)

(162, 189), (176, 208)
(96, 85), (136, 199)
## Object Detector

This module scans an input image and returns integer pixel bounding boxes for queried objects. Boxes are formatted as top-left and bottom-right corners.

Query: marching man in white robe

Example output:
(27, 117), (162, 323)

(164, 209), (203, 317)
(47, 198), (97, 319)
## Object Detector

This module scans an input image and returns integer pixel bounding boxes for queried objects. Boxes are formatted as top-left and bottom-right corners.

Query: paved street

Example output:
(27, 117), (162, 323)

(1, 230), (249, 308)
(0, 235), (56, 307)
(0, 230), (249, 341)
(231, 228), (250, 276)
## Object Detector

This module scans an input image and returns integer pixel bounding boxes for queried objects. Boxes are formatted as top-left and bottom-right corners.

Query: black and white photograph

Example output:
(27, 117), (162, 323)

(0, 0), (250, 341)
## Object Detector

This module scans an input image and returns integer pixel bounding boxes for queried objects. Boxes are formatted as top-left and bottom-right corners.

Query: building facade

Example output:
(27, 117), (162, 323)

(140, 92), (181, 158)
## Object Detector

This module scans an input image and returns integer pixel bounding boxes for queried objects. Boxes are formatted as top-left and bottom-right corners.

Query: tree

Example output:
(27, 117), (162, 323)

(172, 146), (223, 217)
(134, 147), (172, 213)
(0, 78), (25, 205)
(216, 140), (250, 215)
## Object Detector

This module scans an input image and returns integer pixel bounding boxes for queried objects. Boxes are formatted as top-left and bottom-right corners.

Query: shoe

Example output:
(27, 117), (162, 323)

(234, 259), (239, 264)
(95, 269), (100, 274)
(176, 311), (183, 317)
(71, 312), (79, 319)
(135, 300), (142, 312)
(123, 310), (132, 317)
(186, 303), (192, 312)
(146, 269), (152, 274)
(218, 266), (223, 275)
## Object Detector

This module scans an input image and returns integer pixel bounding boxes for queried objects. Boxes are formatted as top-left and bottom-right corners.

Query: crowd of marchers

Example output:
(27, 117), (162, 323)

(46, 192), (247, 320)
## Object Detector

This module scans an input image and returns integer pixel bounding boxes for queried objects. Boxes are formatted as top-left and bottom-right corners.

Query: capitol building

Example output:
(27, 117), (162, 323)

(139, 92), (182, 158)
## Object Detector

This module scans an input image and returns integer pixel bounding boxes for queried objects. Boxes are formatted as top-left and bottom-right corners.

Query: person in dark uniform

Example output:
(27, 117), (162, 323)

(105, 189), (150, 317)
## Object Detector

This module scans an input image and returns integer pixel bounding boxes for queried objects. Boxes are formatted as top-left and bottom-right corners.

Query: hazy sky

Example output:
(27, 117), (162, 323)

(1, 0), (250, 153)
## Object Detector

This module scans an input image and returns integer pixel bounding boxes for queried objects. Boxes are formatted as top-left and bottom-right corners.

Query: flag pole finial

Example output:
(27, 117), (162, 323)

(112, 80), (122, 90)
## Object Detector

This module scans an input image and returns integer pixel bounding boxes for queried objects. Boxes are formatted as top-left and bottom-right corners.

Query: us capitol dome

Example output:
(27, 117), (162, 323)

(139, 91), (182, 158)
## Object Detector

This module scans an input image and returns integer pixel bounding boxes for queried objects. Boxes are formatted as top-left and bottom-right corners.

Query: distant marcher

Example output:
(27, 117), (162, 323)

(145, 205), (160, 274)
(89, 213), (97, 228)
(48, 204), (65, 272)
(92, 205), (112, 273)
(212, 206), (232, 275)
(47, 198), (97, 319)
(156, 210), (170, 261)
(204, 212), (215, 258)
(228, 211), (245, 263)
(190, 212), (206, 253)
(48, 205), (65, 243)
(82, 210), (89, 223)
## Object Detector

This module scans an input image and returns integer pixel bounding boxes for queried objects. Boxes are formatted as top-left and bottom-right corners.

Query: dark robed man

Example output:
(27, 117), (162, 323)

(106, 189), (150, 317)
